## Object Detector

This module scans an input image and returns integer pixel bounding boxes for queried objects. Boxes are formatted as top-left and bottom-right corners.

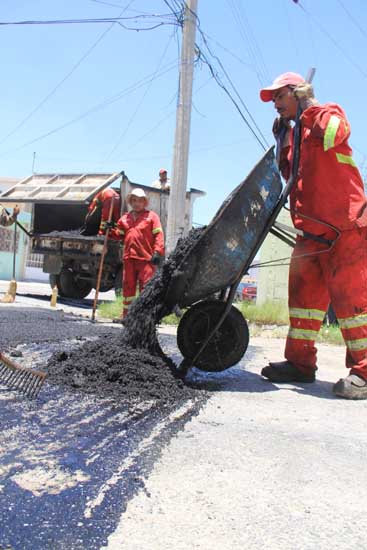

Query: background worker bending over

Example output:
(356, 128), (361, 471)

(83, 186), (121, 239)
(114, 188), (164, 319)
(259, 72), (367, 399)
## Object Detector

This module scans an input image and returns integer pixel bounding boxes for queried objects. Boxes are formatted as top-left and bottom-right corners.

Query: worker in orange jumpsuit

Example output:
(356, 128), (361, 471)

(114, 188), (164, 318)
(86, 186), (121, 240)
(259, 72), (367, 399)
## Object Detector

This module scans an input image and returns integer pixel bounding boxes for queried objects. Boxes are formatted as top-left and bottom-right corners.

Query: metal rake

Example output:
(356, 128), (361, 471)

(0, 352), (47, 398)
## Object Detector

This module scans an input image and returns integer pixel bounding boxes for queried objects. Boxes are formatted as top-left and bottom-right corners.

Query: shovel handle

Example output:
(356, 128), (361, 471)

(91, 197), (115, 321)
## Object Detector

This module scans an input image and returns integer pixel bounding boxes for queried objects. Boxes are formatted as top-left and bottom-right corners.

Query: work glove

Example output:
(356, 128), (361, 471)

(293, 82), (314, 100)
(293, 82), (317, 111)
(104, 221), (115, 230)
(151, 252), (163, 266)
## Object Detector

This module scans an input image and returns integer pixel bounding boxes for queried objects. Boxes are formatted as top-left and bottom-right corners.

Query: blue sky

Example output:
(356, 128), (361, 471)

(0, 0), (366, 225)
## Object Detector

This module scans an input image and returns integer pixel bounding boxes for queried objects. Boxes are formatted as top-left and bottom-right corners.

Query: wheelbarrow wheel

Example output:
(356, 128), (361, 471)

(177, 300), (249, 372)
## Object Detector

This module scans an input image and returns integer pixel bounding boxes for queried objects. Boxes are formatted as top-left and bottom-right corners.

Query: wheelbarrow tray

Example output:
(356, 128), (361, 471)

(175, 147), (283, 307)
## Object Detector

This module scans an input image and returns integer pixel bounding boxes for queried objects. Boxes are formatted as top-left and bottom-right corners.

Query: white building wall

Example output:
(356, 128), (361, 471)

(256, 208), (293, 305)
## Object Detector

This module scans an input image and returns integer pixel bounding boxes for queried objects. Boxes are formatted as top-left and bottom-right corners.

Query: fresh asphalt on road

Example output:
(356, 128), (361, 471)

(1, 281), (367, 550)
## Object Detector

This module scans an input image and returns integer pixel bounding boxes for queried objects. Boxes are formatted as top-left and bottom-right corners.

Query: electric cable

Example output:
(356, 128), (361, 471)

(0, 60), (178, 159)
(103, 29), (175, 161)
(197, 30), (270, 149)
(164, 0), (269, 151)
(0, 15), (177, 28)
(108, 74), (213, 161)
(336, 0), (367, 41)
(292, 1), (367, 79)
(0, 0), (135, 146)
(226, 0), (269, 85)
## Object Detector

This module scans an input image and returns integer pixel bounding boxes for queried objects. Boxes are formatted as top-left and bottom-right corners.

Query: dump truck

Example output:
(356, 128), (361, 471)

(0, 172), (205, 299)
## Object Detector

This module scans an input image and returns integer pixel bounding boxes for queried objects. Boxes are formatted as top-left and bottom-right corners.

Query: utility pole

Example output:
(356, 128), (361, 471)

(166, 0), (198, 253)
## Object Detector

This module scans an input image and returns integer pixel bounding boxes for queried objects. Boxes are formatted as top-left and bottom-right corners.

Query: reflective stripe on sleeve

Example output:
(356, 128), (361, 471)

(336, 153), (357, 167)
(288, 327), (319, 341)
(152, 227), (162, 235)
(324, 115), (340, 151)
(289, 307), (325, 322)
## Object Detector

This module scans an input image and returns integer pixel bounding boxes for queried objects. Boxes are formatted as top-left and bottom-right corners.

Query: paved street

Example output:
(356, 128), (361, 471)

(1, 282), (367, 549)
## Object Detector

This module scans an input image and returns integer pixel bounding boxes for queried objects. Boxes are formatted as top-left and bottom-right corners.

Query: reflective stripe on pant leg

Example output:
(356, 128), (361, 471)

(285, 237), (329, 372)
(325, 228), (367, 378)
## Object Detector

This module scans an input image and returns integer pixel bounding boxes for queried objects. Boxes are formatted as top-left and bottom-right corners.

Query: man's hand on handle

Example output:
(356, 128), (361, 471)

(293, 82), (318, 111)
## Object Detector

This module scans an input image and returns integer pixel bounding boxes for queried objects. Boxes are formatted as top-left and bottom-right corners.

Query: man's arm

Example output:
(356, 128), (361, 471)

(151, 212), (165, 256)
(301, 104), (351, 151)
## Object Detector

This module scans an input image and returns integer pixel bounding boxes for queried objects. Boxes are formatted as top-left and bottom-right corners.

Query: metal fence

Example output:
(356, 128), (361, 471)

(26, 252), (43, 268)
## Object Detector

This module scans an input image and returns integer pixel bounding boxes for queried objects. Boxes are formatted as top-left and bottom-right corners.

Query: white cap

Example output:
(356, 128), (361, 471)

(129, 188), (147, 198)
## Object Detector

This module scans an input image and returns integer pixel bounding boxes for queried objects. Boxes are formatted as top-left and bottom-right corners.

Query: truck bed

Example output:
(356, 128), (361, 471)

(32, 231), (121, 262)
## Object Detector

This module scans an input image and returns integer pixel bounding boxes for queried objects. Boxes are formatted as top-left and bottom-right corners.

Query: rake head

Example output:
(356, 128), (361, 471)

(0, 353), (47, 398)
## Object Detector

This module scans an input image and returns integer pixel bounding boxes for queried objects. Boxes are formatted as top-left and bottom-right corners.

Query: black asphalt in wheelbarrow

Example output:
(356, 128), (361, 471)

(165, 146), (287, 375)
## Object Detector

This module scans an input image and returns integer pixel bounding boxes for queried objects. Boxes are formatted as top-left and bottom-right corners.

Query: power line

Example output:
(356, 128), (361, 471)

(103, 30), (175, 160)
(0, 15), (178, 31)
(108, 74), (213, 161)
(164, 0), (268, 151)
(0, 61), (178, 159)
(197, 30), (269, 148)
(337, 0), (367, 40)
(0, 0), (135, 146)
(226, 0), (268, 86)
(293, 1), (367, 79)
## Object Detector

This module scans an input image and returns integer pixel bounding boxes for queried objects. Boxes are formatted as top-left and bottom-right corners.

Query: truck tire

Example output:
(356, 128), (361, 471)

(50, 269), (92, 299)
(177, 300), (249, 372)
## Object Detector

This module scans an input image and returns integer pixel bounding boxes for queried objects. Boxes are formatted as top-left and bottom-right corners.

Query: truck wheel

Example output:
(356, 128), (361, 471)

(177, 300), (249, 372)
(53, 269), (92, 299)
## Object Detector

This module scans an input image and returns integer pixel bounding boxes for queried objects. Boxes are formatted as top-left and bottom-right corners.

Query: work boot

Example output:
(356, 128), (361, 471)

(333, 374), (367, 400)
(261, 360), (316, 383)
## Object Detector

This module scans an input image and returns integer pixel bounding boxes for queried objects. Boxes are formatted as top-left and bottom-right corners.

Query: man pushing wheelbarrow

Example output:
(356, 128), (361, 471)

(259, 72), (367, 399)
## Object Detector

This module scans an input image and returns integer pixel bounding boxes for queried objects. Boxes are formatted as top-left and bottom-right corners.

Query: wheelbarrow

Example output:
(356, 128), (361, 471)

(164, 145), (300, 377)
(164, 69), (320, 378)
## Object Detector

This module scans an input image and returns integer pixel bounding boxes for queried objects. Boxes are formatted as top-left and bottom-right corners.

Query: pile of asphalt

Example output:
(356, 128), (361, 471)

(46, 228), (205, 404)
(46, 334), (192, 403)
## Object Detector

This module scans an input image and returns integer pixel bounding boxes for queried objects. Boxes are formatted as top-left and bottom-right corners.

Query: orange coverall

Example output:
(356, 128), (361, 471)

(115, 209), (165, 317)
(280, 103), (367, 379)
(88, 188), (121, 240)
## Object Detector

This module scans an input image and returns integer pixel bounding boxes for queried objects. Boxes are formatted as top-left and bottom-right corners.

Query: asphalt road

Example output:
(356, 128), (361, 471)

(1, 283), (367, 550)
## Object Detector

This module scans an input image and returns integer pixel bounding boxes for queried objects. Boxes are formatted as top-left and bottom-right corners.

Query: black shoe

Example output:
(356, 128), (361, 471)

(333, 374), (367, 399)
(261, 360), (316, 383)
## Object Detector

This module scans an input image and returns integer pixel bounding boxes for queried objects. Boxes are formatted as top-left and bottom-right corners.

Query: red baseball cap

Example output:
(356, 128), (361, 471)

(260, 72), (305, 102)
(159, 168), (167, 175)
